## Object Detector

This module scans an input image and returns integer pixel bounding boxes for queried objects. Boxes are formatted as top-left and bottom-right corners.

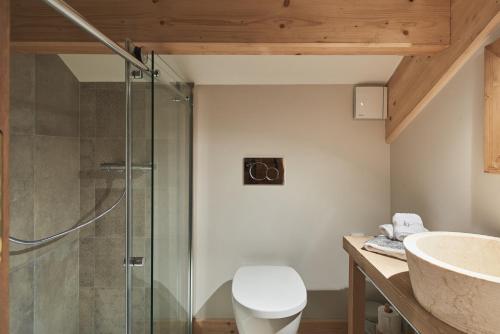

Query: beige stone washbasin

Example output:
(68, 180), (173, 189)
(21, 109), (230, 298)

(404, 232), (500, 334)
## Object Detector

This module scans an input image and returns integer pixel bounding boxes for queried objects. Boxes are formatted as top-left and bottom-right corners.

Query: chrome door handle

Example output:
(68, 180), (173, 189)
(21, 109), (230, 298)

(123, 257), (145, 267)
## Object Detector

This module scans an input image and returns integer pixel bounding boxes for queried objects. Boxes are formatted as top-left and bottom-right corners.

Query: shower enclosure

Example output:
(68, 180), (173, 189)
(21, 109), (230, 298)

(8, 1), (192, 333)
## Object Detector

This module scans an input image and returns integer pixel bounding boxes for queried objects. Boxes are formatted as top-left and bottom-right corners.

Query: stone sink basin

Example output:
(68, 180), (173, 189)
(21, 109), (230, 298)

(404, 232), (500, 334)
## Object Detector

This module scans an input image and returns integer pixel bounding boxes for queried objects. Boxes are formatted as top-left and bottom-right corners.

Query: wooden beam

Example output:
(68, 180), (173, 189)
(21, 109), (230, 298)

(386, 0), (500, 143)
(0, 0), (9, 332)
(12, 42), (448, 56)
(486, 39), (500, 57)
(484, 38), (500, 173)
(11, 0), (451, 55)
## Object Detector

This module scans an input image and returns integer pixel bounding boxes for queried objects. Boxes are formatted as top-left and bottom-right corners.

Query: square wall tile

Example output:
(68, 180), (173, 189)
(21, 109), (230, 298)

(35, 55), (79, 137)
(9, 135), (35, 269)
(34, 136), (80, 239)
(94, 188), (125, 238)
(34, 239), (79, 334)
(94, 237), (125, 288)
(10, 53), (35, 135)
(80, 83), (97, 138)
(95, 84), (125, 138)
(79, 287), (96, 334)
(95, 288), (125, 334)
(9, 264), (34, 334)
(80, 236), (95, 287)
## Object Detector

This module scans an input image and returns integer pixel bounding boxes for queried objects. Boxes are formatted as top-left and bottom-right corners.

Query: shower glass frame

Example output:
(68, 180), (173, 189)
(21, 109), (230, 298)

(7, 0), (193, 332)
(148, 52), (194, 334)
(127, 50), (193, 334)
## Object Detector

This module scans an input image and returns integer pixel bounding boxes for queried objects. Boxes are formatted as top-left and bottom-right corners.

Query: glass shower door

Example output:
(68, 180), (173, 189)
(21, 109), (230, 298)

(128, 52), (192, 334)
(150, 53), (193, 334)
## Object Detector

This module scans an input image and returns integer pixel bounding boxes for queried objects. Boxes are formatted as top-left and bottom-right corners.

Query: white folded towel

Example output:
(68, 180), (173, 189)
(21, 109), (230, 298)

(379, 224), (394, 240)
(392, 213), (427, 241)
(363, 236), (406, 260)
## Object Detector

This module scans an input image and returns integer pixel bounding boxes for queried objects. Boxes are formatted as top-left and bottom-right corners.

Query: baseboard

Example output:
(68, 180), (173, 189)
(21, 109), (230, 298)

(299, 320), (348, 334)
(192, 318), (348, 334)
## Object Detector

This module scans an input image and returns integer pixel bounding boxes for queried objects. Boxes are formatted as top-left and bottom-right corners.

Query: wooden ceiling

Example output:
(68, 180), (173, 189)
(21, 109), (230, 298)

(386, 0), (500, 143)
(11, 0), (450, 55)
(10, 0), (500, 142)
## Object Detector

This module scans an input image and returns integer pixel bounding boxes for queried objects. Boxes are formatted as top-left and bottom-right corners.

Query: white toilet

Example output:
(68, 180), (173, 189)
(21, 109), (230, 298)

(232, 266), (307, 334)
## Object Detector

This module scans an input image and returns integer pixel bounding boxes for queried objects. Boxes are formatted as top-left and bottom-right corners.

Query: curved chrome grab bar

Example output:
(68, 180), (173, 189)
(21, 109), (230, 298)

(9, 189), (125, 246)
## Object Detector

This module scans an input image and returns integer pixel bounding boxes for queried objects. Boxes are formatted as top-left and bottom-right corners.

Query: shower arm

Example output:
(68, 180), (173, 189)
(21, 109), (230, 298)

(9, 189), (125, 246)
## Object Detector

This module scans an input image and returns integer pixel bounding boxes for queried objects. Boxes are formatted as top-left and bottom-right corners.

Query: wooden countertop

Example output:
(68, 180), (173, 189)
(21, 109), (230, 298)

(343, 236), (465, 334)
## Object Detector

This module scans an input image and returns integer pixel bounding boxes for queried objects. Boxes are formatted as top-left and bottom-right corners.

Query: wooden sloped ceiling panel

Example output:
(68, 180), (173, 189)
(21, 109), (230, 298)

(11, 0), (451, 55)
(386, 0), (500, 143)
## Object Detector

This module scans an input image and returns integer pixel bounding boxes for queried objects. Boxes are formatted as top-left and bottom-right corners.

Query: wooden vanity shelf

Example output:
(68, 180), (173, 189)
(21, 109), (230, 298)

(343, 236), (465, 334)
(485, 38), (500, 173)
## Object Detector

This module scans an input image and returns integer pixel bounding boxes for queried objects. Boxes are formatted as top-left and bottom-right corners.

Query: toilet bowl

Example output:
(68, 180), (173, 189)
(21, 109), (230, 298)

(232, 266), (307, 334)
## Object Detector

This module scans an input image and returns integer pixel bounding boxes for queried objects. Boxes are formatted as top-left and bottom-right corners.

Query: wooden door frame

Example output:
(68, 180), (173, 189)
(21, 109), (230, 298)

(0, 0), (10, 332)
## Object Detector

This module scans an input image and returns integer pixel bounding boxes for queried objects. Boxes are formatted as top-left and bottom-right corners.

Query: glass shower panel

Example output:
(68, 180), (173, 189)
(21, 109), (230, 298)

(151, 54), (192, 334)
(129, 66), (154, 334)
(9, 51), (191, 334)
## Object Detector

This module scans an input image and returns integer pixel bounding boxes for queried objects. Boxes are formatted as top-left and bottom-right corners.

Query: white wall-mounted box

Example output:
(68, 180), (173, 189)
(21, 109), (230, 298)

(353, 86), (388, 120)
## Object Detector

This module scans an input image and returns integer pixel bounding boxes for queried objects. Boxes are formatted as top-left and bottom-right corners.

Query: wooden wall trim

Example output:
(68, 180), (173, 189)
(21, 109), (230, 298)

(11, 0), (450, 55)
(190, 319), (347, 334)
(0, 0), (9, 332)
(484, 38), (500, 173)
(385, 0), (500, 143)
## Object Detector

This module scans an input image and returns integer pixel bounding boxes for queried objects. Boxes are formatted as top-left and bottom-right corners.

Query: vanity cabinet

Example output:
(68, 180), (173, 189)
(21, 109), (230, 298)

(343, 236), (465, 334)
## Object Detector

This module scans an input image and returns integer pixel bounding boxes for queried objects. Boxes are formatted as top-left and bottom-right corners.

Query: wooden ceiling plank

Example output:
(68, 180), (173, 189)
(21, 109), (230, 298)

(11, 42), (448, 56)
(386, 0), (500, 143)
(11, 0), (450, 55)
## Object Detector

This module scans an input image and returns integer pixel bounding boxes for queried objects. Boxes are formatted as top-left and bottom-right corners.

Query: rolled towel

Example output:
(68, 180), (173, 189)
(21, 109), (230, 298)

(379, 224), (394, 240)
(392, 213), (428, 241)
(363, 236), (406, 260)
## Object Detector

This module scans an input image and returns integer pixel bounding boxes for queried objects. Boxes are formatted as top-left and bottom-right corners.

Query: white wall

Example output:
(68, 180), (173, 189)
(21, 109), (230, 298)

(164, 55), (401, 85)
(391, 47), (500, 235)
(193, 85), (390, 318)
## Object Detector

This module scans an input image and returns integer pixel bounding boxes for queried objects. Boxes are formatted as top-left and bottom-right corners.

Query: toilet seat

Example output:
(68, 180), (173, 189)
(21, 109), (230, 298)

(232, 266), (307, 319)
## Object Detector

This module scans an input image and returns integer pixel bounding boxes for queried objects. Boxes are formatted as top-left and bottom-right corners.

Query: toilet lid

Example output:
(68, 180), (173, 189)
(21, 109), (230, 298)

(232, 266), (307, 319)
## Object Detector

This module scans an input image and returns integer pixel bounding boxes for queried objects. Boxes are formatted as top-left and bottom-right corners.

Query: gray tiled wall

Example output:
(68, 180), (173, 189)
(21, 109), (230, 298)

(9, 54), (80, 334)
(78, 82), (150, 334)
(10, 55), (151, 334)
